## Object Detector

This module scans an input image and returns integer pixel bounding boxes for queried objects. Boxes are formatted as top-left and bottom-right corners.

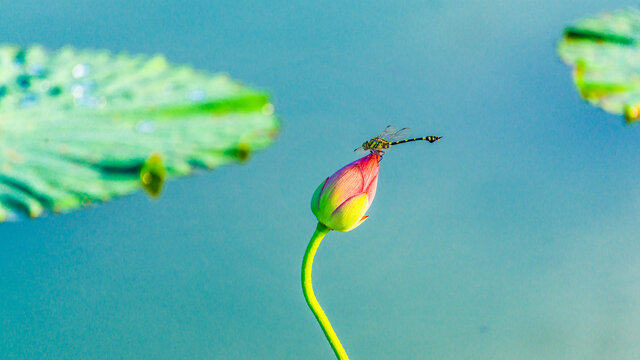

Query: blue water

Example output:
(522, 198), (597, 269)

(2, 0), (640, 358)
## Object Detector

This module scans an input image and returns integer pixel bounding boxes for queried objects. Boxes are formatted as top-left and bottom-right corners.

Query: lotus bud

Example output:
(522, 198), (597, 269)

(311, 153), (380, 232)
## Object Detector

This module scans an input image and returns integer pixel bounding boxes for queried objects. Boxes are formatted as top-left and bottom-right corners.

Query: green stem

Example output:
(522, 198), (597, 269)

(302, 222), (349, 360)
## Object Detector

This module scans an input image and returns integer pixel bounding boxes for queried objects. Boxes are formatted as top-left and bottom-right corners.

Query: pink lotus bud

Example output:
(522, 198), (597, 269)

(311, 153), (380, 232)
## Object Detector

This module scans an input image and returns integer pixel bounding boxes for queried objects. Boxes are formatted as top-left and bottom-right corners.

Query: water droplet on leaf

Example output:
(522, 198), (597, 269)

(188, 89), (206, 102)
(136, 120), (155, 134)
(19, 94), (38, 108)
(261, 103), (274, 115)
(28, 64), (46, 78)
(72, 64), (90, 78)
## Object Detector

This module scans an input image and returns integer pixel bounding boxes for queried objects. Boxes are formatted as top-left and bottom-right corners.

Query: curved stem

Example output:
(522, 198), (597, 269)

(302, 222), (349, 360)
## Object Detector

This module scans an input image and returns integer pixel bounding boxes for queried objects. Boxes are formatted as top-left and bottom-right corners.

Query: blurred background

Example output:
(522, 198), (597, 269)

(2, 0), (640, 358)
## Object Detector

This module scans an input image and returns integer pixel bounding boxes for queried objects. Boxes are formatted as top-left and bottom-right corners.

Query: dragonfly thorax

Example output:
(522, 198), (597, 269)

(363, 138), (391, 151)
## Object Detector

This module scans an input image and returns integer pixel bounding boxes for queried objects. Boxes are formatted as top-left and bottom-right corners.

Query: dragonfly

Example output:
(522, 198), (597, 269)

(354, 125), (441, 155)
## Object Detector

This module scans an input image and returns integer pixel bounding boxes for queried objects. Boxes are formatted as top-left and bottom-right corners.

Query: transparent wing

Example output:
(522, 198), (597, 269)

(354, 146), (368, 154)
(377, 125), (397, 139)
(382, 127), (411, 142)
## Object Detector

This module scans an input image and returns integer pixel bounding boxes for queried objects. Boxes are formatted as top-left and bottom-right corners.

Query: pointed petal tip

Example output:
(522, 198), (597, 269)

(342, 214), (369, 232)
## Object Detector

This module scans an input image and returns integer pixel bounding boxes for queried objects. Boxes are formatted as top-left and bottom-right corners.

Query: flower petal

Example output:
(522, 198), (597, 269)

(364, 174), (378, 207)
(310, 178), (327, 217)
(358, 153), (380, 187)
(325, 193), (369, 232)
(351, 215), (369, 230)
(319, 164), (364, 212)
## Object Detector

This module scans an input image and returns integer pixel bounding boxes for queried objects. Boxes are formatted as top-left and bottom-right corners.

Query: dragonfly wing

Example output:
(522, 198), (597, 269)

(384, 127), (411, 142)
(377, 125), (397, 139)
(354, 146), (368, 154)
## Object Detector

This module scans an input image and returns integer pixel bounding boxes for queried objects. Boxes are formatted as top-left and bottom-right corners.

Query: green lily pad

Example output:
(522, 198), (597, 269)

(0, 45), (279, 221)
(558, 8), (640, 123)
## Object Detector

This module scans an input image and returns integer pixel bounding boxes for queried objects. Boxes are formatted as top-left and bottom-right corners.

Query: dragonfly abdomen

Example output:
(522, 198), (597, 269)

(390, 136), (441, 146)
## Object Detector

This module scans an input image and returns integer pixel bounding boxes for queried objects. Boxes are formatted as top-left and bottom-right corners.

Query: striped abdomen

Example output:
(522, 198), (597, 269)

(390, 136), (441, 146)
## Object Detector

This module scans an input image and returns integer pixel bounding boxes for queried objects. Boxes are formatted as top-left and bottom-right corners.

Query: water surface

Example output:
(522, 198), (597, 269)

(1, 0), (639, 359)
